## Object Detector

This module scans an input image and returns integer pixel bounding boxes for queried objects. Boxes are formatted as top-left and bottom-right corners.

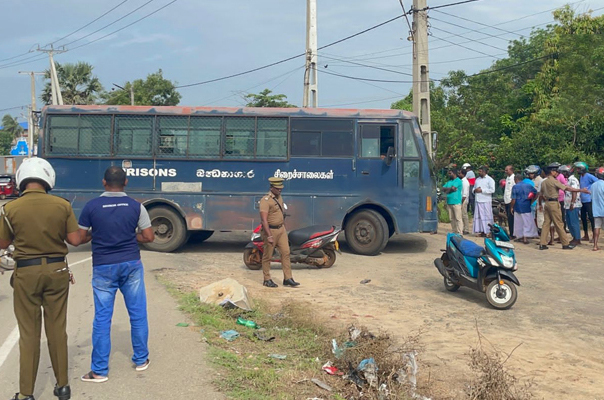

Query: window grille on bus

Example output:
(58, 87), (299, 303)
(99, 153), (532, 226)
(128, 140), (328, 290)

(45, 113), (288, 160)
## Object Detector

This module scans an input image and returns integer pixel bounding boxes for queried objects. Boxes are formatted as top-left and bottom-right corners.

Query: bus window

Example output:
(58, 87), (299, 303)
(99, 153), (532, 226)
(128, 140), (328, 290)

(291, 131), (321, 156)
(360, 125), (395, 158)
(79, 115), (111, 156)
(403, 122), (419, 157)
(115, 116), (153, 156)
(256, 118), (287, 158)
(48, 115), (79, 155)
(322, 131), (353, 157)
(189, 117), (221, 158)
(225, 117), (255, 158)
(158, 116), (188, 156)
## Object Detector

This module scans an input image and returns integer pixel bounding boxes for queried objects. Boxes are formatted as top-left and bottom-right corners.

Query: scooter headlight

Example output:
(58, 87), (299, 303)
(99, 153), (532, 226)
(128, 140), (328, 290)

(500, 255), (515, 269)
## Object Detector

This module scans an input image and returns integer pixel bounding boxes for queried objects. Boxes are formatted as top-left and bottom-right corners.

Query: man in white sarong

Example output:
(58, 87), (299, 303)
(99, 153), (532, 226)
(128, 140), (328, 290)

(473, 165), (495, 236)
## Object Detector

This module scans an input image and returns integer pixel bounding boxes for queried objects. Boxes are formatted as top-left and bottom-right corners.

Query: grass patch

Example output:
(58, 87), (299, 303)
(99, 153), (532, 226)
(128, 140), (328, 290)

(160, 277), (428, 400)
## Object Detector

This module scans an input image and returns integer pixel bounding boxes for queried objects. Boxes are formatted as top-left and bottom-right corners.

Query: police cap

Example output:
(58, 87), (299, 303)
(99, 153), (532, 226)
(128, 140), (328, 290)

(268, 177), (285, 188)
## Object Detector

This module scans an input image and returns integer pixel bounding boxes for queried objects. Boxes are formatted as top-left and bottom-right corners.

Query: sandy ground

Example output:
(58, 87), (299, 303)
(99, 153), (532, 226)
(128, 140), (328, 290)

(155, 224), (604, 400)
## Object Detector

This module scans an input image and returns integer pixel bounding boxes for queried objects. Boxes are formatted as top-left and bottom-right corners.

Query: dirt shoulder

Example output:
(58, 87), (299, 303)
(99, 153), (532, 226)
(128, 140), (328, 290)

(151, 227), (604, 400)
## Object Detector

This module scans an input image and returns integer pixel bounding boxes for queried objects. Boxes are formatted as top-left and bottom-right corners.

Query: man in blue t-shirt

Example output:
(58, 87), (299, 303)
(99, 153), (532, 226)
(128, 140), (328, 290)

(576, 162), (598, 241)
(590, 167), (604, 251)
(77, 167), (155, 383)
(511, 174), (538, 244)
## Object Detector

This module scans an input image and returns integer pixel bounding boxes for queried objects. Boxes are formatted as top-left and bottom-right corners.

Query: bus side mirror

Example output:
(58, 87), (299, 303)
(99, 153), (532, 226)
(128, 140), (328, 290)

(384, 146), (395, 166)
(431, 131), (438, 152)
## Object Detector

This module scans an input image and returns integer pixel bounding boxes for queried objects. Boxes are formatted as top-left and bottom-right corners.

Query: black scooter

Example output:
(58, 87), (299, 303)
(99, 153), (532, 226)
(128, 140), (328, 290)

(243, 224), (341, 269)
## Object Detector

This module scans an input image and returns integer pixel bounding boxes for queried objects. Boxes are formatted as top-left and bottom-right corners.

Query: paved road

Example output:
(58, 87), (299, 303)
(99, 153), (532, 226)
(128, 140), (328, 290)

(0, 244), (224, 399)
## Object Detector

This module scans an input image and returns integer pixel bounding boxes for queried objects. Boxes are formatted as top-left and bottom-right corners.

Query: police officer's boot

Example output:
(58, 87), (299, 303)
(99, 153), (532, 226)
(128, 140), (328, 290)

(10, 394), (34, 400)
(53, 385), (71, 400)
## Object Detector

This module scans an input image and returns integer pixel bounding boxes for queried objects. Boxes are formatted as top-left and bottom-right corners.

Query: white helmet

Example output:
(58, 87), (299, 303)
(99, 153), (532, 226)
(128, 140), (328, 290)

(16, 157), (56, 191)
(462, 163), (471, 169)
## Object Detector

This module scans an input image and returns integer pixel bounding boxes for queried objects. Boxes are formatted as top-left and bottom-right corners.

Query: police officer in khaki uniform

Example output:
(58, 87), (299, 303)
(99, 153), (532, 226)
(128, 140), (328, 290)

(258, 177), (300, 288)
(0, 158), (81, 400)
(538, 162), (587, 251)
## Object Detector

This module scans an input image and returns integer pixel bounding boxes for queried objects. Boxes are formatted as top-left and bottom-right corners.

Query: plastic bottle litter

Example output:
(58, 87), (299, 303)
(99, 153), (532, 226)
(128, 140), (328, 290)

(311, 378), (333, 392)
(236, 316), (258, 329)
(220, 330), (240, 341)
(176, 322), (189, 327)
(268, 353), (287, 360)
(331, 339), (344, 359)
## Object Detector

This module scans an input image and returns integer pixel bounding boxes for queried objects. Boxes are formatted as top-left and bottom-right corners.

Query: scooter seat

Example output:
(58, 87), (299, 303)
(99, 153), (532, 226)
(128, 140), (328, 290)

(288, 225), (335, 246)
(451, 236), (483, 258)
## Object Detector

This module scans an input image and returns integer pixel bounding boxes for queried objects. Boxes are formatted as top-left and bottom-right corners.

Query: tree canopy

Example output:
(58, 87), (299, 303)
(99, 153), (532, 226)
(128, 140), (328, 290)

(102, 69), (181, 106)
(244, 89), (297, 108)
(42, 61), (103, 105)
(1, 114), (23, 139)
(392, 6), (604, 172)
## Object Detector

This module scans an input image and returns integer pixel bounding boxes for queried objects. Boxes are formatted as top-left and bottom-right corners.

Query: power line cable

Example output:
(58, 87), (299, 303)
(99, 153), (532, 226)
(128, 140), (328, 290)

(398, 0), (414, 41)
(0, 53), (46, 69)
(430, 34), (500, 59)
(430, 26), (509, 52)
(319, 69), (418, 83)
(414, 0), (480, 13)
(429, 16), (511, 42)
(48, 0), (130, 46)
(322, 95), (403, 107)
(0, 50), (35, 63)
(0, 105), (28, 113)
(176, 14), (405, 89)
(68, 0), (178, 51)
(320, 54), (413, 76)
(61, 0), (156, 47)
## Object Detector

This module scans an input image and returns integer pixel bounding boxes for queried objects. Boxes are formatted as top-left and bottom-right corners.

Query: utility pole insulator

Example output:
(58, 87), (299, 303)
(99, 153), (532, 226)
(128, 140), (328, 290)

(412, 0), (432, 157)
(303, 0), (318, 108)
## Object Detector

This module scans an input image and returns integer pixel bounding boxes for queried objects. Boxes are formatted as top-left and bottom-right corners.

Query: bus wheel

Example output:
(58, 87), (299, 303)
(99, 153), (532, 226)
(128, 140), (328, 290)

(144, 206), (187, 252)
(345, 210), (389, 256)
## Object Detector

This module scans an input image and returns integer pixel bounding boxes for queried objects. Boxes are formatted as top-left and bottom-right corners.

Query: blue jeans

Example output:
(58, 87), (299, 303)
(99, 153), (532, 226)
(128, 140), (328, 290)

(91, 259), (149, 376)
(566, 208), (581, 241)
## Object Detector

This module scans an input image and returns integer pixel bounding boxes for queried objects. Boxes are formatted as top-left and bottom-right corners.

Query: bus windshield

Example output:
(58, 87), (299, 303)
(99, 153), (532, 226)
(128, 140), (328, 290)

(40, 105), (437, 255)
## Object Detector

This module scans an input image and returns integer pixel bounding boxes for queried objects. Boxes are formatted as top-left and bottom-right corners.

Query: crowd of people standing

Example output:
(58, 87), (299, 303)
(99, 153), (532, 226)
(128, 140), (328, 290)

(442, 162), (604, 251)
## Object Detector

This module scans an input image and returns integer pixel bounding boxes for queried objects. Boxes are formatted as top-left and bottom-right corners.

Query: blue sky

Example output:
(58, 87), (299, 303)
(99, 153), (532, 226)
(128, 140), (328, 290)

(1, 0), (603, 121)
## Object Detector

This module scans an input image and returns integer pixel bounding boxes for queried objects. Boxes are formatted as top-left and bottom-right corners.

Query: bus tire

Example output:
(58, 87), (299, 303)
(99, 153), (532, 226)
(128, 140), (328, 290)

(345, 209), (389, 256)
(143, 206), (187, 252)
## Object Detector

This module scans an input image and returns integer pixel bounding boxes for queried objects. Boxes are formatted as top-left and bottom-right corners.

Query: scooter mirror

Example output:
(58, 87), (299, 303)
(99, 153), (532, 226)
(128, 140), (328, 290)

(283, 203), (288, 210)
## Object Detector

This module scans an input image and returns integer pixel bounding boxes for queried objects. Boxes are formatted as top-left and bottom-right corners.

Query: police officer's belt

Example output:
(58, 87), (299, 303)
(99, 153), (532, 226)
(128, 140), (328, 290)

(16, 257), (65, 268)
(546, 198), (558, 202)
(269, 224), (283, 229)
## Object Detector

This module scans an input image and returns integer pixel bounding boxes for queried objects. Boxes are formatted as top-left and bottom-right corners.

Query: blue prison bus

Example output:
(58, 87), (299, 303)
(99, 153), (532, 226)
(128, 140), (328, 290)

(39, 105), (438, 255)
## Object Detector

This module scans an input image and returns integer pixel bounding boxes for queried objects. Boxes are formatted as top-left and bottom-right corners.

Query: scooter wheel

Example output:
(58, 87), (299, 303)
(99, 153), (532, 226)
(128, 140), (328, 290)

(318, 248), (336, 268)
(485, 279), (517, 310)
(444, 276), (460, 292)
(243, 248), (262, 270)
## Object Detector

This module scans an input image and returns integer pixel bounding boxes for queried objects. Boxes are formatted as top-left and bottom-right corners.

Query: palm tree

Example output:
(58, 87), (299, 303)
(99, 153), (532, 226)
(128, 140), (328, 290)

(1, 114), (24, 139)
(42, 61), (104, 105)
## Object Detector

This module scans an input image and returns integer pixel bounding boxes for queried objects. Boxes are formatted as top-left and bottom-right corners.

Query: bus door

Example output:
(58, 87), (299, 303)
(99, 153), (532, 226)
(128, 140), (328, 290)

(356, 124), (398, 186)
(399, 121), (421, 231)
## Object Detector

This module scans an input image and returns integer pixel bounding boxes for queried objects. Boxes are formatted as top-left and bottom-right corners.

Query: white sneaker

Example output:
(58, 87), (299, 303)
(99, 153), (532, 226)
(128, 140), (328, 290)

(135, 359), (150, 371)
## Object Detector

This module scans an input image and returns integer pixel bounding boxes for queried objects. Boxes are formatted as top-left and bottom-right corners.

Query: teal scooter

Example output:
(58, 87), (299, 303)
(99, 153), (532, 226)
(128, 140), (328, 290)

(434, 224), (520, 309)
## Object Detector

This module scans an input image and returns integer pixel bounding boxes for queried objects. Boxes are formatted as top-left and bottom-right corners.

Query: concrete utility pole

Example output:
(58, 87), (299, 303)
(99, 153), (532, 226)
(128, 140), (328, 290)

(19, 71), (44, 157)
(37, 46), (66, 105)
(112, 83), (135, 105)
(412, 0), (432, 156)
(303, 0), (318, 108)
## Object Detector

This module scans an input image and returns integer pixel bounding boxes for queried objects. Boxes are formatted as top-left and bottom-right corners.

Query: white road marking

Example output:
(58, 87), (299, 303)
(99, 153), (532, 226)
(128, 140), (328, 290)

(68, 256), (92, 266)
(0, 326), (19, 369)
(0, 256), (91, 369)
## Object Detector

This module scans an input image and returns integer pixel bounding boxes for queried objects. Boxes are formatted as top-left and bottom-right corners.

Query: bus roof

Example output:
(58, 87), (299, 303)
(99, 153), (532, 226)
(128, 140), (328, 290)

(41, 105), (416, 119)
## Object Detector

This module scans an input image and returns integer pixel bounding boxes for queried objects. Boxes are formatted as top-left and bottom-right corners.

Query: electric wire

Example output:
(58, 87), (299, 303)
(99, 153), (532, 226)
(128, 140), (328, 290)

(0, 50), (35, 63)
(0, 105), (28, 113)
(430, 34), (500, 59)
(320, 54), (413, 76)
(176, 14), (405, 89)
(68, 0), (178, 51)
(61, 0), (156, 47)
(48, 0), (130, 47)
(322, 95), (403, 107)
(399, 0), (414, 42)
(429, 16), (511, 42)
(430, 26), (509, 53)
(318, 69), (417, 83)
(414, 0), (480, 13)
(0, 53), (46, 69)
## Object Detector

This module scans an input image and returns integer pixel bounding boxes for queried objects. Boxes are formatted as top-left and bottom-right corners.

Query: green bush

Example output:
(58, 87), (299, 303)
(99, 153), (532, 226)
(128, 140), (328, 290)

(438, 201), (450, 223)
